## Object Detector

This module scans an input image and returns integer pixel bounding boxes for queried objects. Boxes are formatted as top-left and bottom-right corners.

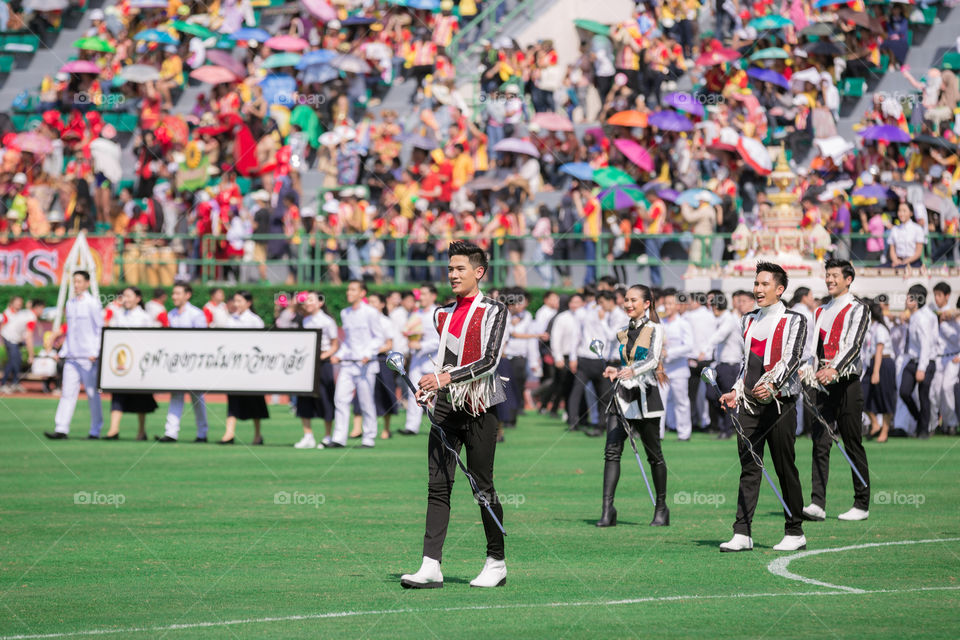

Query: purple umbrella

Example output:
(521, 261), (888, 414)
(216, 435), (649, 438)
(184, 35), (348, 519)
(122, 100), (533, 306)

(663, 92), (704, 118)
(493, 137), (540, 157)
(648, 110), (693, 132)
(858, 125), (911, 144)
(205, 50), (246, 78)
(852, 185), (892, 200)
(746, 67), (790, 90)
(656, 188), (679, 203)
(597, 185), (645, 210)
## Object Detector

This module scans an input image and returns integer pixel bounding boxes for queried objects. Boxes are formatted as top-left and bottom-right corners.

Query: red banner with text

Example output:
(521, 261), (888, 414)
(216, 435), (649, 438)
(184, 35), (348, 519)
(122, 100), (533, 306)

(0, 236), (115, 286)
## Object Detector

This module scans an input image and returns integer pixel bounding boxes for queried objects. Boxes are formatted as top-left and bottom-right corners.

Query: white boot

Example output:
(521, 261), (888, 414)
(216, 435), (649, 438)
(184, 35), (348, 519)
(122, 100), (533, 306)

(294, 434), (316, 449)
(837, 507), (869, 521)
(400, 556), (443, 589)
(719, 534), (753, 552)
(801, 503), (826, 521)
(773, 534), (807, 551)
(469, 557), (507, 588)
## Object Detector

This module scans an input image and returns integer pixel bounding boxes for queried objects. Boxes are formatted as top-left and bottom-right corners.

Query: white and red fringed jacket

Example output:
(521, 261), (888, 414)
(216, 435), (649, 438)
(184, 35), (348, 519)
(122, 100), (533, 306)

(433, 292), (509, 416)
(734, 301), (808, 415)
(812, 293), (870, 381)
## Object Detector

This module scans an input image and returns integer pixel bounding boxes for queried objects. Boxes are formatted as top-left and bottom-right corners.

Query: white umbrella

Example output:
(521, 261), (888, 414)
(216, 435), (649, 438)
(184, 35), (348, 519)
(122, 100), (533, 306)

(119, 64), (161, 83)
(790, 67), (822, 90)
(24, 0), (69, 10)
(814, 136), (855, 162)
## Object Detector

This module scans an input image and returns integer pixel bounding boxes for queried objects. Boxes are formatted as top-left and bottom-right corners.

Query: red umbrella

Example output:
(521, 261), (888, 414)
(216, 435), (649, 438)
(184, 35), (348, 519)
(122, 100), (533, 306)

(265, 35), (309, 51)
(190, 65), (239, 84)
(532, 111), (573, 132)
(12, 131), (53, 155)
(736, 136), (772, 175)
(613, 138), (654, 172)
(695, 48), (740, 66)
(159, 115), (189, 145)
(204, 50), (246, 78)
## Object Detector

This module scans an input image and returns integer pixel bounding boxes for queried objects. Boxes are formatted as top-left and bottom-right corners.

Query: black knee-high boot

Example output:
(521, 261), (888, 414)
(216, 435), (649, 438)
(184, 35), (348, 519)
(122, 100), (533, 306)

(597, 457), (620, 527)
(650, 462), (670, 526)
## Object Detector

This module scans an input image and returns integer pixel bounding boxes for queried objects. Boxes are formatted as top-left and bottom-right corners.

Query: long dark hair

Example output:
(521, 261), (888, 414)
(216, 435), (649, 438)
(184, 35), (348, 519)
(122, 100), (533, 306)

(868, 299), (887, 329)
(122, 286), (145, 309)
(628, 284), (666, 384)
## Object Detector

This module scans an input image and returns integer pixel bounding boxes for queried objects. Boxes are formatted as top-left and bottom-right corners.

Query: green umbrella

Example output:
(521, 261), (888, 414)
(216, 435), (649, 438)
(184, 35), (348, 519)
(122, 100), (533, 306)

(290, 104), (320, 149)
(748, 15), (793, 30)
(170, 21), (217, 40)
(749, 47), (790, 61)
(262, 52), (302, 69)
(574, 19), (611, 36)
(597, 185), (646, 210)
(593, 167), (635, 188)
(800, 22), (835, 37)
(73, 36), (115, 53)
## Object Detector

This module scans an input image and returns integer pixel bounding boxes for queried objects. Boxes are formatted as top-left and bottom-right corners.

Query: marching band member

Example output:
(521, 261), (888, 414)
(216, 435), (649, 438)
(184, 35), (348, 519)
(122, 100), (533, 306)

(158, 283), (209, 443)
(102, 287), (159, 441)
(719, 263), (808, 552)
(801, 260), (871, 523)
(598, 284), (670, 527)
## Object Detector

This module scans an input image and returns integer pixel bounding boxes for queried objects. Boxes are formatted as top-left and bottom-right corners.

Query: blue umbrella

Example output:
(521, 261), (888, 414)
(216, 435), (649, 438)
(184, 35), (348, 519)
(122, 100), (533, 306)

(296, 49), (338, 69)
(133, 29), (179, 45)
(747, 67), (790, 90)
(259, 74), (297, 105)
(230, 27), (270, 42)
(677, 189), (722, 206)
(814, 0), (846, 7)
(300, 64), (339, 84)
(342, 15), (376, 26)
(852, 185), (892, 200)
(558, 162), (595, 181)
(405, 0), (441, 8)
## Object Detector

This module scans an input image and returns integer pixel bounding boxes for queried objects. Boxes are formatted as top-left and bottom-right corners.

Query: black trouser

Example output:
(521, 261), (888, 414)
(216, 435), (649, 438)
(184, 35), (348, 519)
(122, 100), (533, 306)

(809, 377), (870, 510)
(706, 362), (738, 436)
(531, 360), (556, 408)
(568, 358), (611, 429)
(688, 359), (710, 429)
(2, 339), (22, 386)
(553, 238), (573, 278)
(424, 409), (504, 562)
(733, 397), (804, 536)
(899, 359), (937, 435)
(505, 356), (527, 424)
(548, 366), (573, 414)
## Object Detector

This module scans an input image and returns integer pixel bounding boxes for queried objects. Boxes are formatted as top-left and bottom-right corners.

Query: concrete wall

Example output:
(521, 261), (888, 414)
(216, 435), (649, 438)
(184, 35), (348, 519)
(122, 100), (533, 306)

(511, 0), (635, 69)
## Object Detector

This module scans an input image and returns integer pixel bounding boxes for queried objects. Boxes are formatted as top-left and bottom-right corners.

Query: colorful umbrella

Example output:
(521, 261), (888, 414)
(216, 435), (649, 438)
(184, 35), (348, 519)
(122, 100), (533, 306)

(814, 0), (847, 7)
(329, 54), (372, 74)
(657, 188), (679, 203)
(493, 137), (540, 157)
(736, 136), (773, 175)
(60, 60), (101, 74)
(852, 185), (892, 201)
(13, 131), (53, 155)
(301, 65), (339, 84)
(573, 19), (611, 36)
(677, 189), (722, 206)
(749, 47), (790, 61)
(73, 36), (115, 53)
(230, 27), (270, 42)
(301, 0), (337, 20)
(205, 50), (246, 77)
(747, 67), (790, 89)
(189, 65), (239, 84)
(119, 64), (161, 83)
(663, 92), (704, 118)
(297, 49), (338, 69)
(170, 21), (216, 39)
(558, 162), (594, 181)
(133, 29), (179, 45)
(695, 48), (740, 66)
(648, 110), (693, 132)
(597, 185), (645, 210)
(265, 35), (309, 51)
(159, 115), (189, 146)
(858, 124), (911, 143)
(259, 74), (297, 105)
(532, 111), (574, 132)
(593, 167), (636, 187)
(748, 15), (793, 30)
(607, 109), (648, 128)
(262, 52), (302, 68)
(613, 138), (654, 172)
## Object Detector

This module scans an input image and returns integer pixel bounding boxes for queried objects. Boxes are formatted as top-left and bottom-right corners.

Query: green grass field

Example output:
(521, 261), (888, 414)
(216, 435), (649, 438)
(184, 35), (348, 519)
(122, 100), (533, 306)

(1, 396), (958, 639)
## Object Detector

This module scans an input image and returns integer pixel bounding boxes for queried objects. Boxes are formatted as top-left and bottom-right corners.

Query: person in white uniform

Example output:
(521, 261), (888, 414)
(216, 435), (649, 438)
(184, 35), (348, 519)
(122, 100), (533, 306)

(659, 289), (695, 441)
(219, 291), (270, 445)
(158, 283), (209, 442)
(933, 284), (960, 435)
(928, 282), (954, 434)
(899, 284), (939, 438)
(705, 290), (742, 440)
(684, 293), (718, 430)
(294, 291), (340, 449)
(401, 284), (439, 435)
(330, 280), (387, 448)
(46, 271), (104, 440)
(103, 286), (159, 441)
(0, 297), (42, 393)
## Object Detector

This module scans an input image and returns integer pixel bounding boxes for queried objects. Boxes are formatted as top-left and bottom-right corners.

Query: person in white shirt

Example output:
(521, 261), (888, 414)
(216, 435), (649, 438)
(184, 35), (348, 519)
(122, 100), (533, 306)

(102, 287), (159, 441)
(705, 290), (742, 439)
(802, 260), (871, 523)
(684, 293), (717, 431)
(220, 291), (270, 445)
(659, 289), (695, 441)
(530, 290), (559, 411)
(788, 286), (819, 436)
(46, 271), (104, 440)
(1, 296), (43, 393)
(888, 203), (926, 269)
(547, 293), (583, 418)
(499, 289), (538, 429)
(331, 280), (388, 448)
(294, 292), (340, 449)
(862, 300), (896, 443)
(899, 284), (939, 438)
(145, 288), (169, 327)
(202, 287), (230, 328)
(387, 291), (411, 358)
(402, 284), (439, 435)
(928, 282), (955, 435)
(934, 293), (960, 436)
(365, 293), (398, 439)
(158, 283), (210, 442)
(567, 291), (619, 435)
